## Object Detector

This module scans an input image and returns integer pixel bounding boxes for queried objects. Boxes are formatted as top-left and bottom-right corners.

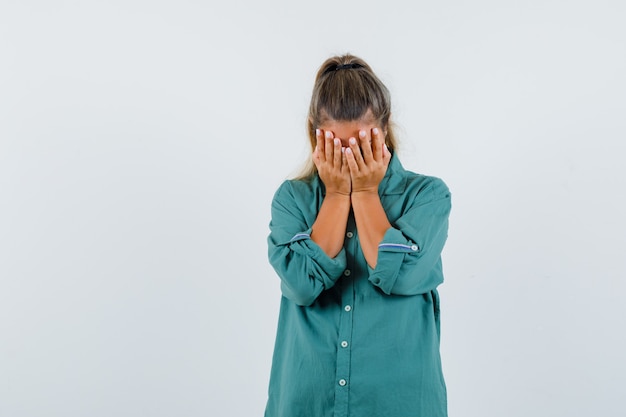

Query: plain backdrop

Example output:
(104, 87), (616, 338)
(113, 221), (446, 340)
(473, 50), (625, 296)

(1, 1), (625, 416)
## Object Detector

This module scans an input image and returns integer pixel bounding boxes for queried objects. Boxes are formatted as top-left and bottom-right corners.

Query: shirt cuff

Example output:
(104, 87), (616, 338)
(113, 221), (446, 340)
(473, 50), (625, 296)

(368, 227), (419, 294)
(289, 228), (347, 288)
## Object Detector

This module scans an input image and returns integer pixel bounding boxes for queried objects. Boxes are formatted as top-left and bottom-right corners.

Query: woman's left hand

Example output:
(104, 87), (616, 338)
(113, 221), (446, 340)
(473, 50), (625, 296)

(345, 127), (391, 193)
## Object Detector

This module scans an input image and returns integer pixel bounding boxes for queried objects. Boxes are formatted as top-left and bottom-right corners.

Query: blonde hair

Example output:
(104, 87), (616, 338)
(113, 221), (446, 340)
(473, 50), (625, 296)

(295, 54), (398, 180)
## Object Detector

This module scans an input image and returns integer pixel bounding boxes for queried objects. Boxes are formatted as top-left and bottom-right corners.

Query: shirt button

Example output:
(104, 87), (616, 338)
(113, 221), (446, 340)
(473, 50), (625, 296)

(339, 379), (347, 386)
(341, 341), (349, 348)
(344, 269), (351, 276)
(346, 231), (354, 238)
(344, 305), (352, 312)
(411, 245), (418, 251)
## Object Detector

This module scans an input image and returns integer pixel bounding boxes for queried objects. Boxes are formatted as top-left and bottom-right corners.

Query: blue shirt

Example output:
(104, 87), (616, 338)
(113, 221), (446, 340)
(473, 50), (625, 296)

(265, 154), (451, 417)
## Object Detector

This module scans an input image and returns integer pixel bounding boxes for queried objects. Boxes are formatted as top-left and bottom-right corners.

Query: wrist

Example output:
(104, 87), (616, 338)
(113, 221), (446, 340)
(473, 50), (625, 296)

(351, 188), (378, 196)
(325, 190), (352, 198)
(351, 189), (380, 205)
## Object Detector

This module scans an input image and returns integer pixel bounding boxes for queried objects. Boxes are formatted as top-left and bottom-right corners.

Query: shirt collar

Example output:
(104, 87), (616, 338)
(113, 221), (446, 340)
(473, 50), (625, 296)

(378, 152), (408, 195)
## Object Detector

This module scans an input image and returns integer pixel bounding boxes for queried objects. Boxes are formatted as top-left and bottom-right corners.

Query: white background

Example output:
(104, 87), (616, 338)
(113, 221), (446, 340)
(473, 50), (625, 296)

(1, 1), (625, 416)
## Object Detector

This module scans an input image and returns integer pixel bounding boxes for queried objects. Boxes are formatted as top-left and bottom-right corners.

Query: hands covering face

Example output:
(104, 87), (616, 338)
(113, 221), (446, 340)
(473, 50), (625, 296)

(313, 127), (391, 195)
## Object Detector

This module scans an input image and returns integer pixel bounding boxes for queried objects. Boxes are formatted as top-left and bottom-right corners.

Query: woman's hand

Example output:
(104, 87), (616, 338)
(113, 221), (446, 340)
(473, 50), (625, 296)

(345, 127), (391, 194)
(313, 129), (351, 195)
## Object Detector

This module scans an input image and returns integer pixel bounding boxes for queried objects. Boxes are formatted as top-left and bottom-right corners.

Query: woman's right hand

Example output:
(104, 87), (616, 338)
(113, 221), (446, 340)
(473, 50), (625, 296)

(313, 129), (351, 196)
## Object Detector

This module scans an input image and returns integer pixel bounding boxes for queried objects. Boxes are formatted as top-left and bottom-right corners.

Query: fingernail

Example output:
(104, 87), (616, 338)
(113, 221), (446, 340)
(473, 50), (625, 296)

(359, 130), (366, 138)
(316, 129), (320, 136)
(349, 138), (357, 145)
(334, 138), (340, 146)
(345, 148), (352, 154)
(325, 131), (332, 139)
(373, 128), (379, 135)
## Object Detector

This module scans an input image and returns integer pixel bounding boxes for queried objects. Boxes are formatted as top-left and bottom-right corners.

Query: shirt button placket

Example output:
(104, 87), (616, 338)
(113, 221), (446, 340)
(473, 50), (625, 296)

(334, 273), (353, 417)
(335, 307), (352, 415)
(334, 220), (355, 417)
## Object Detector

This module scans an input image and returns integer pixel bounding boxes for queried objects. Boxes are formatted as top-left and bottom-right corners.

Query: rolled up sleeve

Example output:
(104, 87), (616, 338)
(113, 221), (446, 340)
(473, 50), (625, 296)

(368, 178), (451, 296)
(268, 182), (347, 306)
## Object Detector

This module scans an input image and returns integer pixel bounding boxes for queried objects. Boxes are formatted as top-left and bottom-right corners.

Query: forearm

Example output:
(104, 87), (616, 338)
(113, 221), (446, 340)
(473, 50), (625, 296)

(351, 190), (391, 268)
(311, 193), (351, 258)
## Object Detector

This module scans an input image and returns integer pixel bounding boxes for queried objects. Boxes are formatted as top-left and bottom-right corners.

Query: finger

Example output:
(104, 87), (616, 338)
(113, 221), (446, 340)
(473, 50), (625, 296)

(344, 146), (359, 174)
(316, 129), (325, 162)
(383, 143), (392, 165)
(341, 148), (349, 174)
(325, 130), (334, 162)
(333, 138), (342, 168)
(348, 137), (365, 169)
(371, 128), (383, 161)
(359, 130), (374, 163)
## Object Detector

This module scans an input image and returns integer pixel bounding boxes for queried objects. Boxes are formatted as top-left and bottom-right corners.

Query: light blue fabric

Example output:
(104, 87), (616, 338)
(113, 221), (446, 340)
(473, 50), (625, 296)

(265, 154), (451, 417)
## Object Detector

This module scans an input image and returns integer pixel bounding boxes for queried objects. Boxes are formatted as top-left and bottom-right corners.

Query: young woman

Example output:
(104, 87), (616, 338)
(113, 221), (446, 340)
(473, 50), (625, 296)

(265, 54), (451, 417)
